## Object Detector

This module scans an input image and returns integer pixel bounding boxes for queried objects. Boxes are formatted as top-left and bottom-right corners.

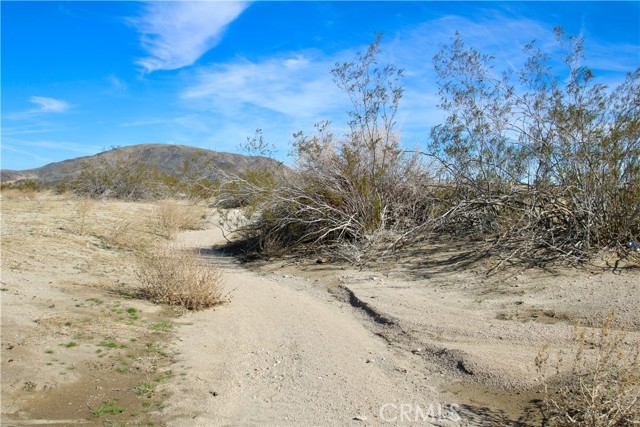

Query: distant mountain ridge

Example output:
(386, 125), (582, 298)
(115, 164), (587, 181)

(1, 144), (277, 184)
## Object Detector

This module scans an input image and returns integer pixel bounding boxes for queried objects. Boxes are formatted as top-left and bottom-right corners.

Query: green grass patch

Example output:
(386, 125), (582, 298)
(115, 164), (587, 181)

(97, 339), (127, 349)
(126, 307), (139, 320)
(91, 399), (125, 418)
(133, 381), (156, 398)
(145, 342), (168, 358)
(73, 332), (88, 340)
(149, 322), (173, 333)
(153, 370), (173, 383)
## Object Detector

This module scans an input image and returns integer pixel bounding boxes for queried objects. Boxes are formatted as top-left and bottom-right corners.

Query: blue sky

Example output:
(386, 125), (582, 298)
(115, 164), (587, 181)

(2, 1), (639, 170)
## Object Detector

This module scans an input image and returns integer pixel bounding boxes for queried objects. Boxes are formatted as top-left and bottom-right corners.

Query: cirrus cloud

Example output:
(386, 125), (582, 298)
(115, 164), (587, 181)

(130, 1), (250, 73)
(29, 96), (72, 113)
(5, 96), (73, 120)
(181, 51), (346, 121)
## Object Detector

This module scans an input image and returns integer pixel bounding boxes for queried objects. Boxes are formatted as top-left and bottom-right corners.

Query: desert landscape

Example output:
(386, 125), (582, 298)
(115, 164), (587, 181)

(1, 187), (638, 426)
(3, 3), (639, 426)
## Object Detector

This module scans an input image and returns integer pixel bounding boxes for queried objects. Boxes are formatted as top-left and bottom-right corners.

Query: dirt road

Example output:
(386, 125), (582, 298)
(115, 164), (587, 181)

(164, 224), (640, 427)
(164, 230), (460, 427)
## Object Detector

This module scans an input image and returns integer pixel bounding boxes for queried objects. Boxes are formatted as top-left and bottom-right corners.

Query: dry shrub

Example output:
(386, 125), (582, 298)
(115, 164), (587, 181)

(135, 244), (224, 310)
(0, 188), (27, 201)
(536, 311), (640, 427)
(71, 150), (171, 200)
(216, 37), (430, 260)
(101, 216), (139, 249)
(74, 197), (95, 235)
(217, 31), (638, 267)
(154, 200), (205, 238)
(0, 181), (44, 200)
(430, 30), (640, 265)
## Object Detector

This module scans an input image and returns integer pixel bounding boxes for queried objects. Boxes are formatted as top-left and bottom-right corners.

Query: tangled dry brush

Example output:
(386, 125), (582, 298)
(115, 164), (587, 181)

(216, 30), (640, 268)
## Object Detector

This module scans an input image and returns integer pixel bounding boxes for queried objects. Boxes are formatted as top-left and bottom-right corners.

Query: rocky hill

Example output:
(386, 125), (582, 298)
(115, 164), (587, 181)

(1, 144), (278, 185)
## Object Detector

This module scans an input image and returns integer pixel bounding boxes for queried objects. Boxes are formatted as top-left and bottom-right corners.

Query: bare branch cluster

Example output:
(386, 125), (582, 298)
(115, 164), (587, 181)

(426, 29), (640, 264)
(215, 37), (434, 260)
(216, 30), (639, 266)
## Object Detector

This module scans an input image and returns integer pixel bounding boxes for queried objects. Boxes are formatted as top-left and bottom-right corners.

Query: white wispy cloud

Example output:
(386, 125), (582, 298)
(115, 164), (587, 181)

(398, 11), (637, 84)
(173, 10), (638, 157)
(7, 138), (98, 154)
(1, 144), (52, 168)
(29, 96), (72, 113)
(1, 124), (57, 136)
(181, 51), (346, 121)
(106, 75), (128, 96)
(178, 13), (559, 143)
(5, 96), (73, 120)
(1, 136), (100, 169)
(130, 1), (250, 73)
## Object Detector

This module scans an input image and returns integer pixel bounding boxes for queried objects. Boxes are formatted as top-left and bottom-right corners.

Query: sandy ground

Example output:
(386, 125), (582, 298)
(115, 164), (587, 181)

(163, 230), (454, 427)
(2, 192), (639, 426)
(163, 222), (639, 426)
(1, 192), (179, 426)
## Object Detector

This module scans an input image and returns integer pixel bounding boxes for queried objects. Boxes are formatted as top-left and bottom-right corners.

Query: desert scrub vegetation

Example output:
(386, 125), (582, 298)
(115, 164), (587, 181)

(426, 28), (640, 266)
(536, 311), (640, 426)
(154, 199), (206, 238)
(73, 196), (95, 235)
(64, 146), (218, 201)
(102, 215), (140, 249)
(135, 244), (224, 310)
(0, 180), (44, 200)
(69, 149), (177, 200)
(216, 30), (639, 267)
(80, 206), (147, 251)
(217, 35), (430, 260)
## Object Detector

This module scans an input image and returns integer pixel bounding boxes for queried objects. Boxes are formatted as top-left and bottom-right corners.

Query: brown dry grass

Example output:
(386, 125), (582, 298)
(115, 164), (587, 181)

(135, 244), (224, 310)
(102, 215), (139, 249)
(74, 197), (95, 235)
(155, 199), (206, 238)
(536, 311), (640, 427)
(0, 188), (38, 201)
(1, 192), (161, 278)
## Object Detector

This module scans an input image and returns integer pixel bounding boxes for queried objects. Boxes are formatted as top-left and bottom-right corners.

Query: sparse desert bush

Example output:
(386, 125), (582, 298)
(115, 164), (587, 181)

(0, 181), (44, 200)
(68, 147), (223, 201)
(74, 197), (95, 235)
(216, 30), (638, 267)
(536, 311), (640, 427)
(154, 199), (205, 238)
(70, 149), (174, 200)
(216, 36), (431, 260)
(0, 188), (28, 201)
(102, 216), (138, 249)
(428, 28), (640, 265)
(135, 244), (224, 310)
